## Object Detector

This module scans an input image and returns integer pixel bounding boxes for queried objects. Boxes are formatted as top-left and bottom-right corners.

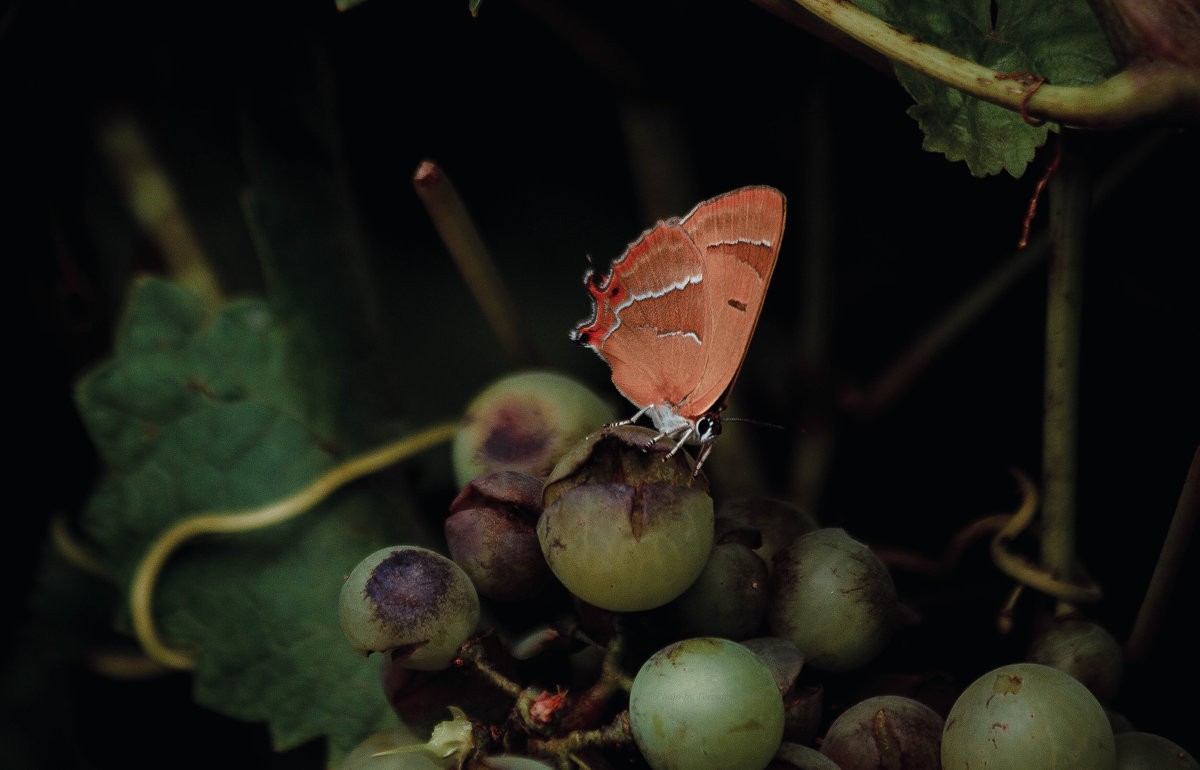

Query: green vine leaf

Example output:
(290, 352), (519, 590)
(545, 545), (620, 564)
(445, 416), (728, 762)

(74, 276), (400, 760)
(853, 0), (1117, 176)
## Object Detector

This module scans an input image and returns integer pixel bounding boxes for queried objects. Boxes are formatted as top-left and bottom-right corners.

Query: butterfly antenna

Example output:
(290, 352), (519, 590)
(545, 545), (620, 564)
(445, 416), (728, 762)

(723, 416), (786, 432)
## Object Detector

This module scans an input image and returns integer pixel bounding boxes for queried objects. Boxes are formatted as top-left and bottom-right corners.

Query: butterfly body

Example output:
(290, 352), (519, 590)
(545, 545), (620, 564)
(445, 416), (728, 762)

(571, 186), (787, 473)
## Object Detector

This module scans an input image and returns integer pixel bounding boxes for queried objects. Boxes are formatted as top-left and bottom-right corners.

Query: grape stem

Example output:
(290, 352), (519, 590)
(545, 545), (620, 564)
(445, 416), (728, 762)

(128, 421), (460, 670)
(525, 710), (634, 770)
(557, 624), (633, 734)
(457, 636), (525, 699)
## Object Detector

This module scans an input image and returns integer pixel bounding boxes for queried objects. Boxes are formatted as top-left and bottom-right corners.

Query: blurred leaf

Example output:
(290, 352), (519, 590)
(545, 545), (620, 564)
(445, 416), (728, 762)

(853, 0), (1117, 176)
(75, 277), (400, 758)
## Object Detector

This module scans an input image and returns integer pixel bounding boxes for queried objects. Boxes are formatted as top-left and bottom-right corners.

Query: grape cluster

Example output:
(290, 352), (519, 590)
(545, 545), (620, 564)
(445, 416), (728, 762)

(337, 372), (1194, 770)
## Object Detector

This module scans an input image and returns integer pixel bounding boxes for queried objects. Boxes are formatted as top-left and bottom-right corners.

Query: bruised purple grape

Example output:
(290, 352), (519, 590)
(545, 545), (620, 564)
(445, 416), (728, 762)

(536, 425), (713, 612)
(1027, 617), (1124, 702)
(452, 371), (615, 488)
(339, 546), (479, 670)
(767, 528), (897, 671)
(717, 497), (819, 572)
(820, 695), (944, 769)
(445, 471), (554, 601)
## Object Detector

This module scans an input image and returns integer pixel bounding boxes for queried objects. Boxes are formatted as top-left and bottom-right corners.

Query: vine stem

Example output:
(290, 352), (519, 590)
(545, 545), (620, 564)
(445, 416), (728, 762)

(762, 0), (1200, 128)
(129, 421), (459, 670)
(1041, 138), (1090, 615)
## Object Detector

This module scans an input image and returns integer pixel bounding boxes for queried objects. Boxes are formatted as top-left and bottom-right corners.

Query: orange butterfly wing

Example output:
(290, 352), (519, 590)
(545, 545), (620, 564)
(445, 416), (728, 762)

(572, 222), (709, 409)
(676, 186), (786, 418)
(573, 186), (785, 418)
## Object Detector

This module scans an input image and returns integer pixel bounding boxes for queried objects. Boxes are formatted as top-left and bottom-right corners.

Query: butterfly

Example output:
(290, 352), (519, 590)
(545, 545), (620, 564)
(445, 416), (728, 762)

(571, 185), (787, 474)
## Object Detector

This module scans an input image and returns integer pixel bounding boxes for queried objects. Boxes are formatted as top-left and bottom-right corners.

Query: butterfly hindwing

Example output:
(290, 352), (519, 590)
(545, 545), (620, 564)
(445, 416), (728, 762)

(677, 186), (786, 418)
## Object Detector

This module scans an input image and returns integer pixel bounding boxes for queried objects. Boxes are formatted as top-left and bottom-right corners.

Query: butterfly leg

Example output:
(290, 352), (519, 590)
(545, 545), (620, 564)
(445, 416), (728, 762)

(606, 404), (653, 429)
(653, 425), (697, 457)
(691, 441), (714, 477)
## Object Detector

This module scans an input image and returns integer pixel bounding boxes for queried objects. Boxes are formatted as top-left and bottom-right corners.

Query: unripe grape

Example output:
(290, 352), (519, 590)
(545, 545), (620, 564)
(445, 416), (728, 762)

(536, 425), (713, 612)
(339, 546), (479, 670)
(1028, 617), (1124, 702)
(663, 521), (769, 639)
(941, 662), (1116, 769)
(452, 371), (615, 488)
(630, 637), (785, 770)
(1114, 731), (1198, 768)
(767, 528), (897, 671)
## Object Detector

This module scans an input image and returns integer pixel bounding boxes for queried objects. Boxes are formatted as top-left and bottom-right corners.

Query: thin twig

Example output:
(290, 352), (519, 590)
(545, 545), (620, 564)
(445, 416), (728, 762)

(413, 161), (538, 366)
(1126, 444), (1200, 663)
(98, 114), (223, 308)
(846, 131), (1168, 418)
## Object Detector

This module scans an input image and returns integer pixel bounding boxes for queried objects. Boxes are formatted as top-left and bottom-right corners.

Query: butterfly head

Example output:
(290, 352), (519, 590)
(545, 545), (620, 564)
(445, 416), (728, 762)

(694, 411), (722, 444)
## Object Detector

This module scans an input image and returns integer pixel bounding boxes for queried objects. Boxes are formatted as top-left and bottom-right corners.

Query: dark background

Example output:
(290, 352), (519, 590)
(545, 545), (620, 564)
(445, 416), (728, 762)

(6, 0), (1198, 766)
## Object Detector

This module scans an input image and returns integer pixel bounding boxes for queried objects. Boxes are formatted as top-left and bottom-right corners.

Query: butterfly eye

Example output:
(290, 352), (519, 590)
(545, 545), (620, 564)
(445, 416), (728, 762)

(695, 414), (722, 442)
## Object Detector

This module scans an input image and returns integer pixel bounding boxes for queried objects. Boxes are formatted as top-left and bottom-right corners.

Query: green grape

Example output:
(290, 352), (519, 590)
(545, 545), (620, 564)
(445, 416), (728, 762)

(941, 662), (1116, 769)
(630, 637), (785, 770)
(1027, 617), (1124, 702)
(663, 533), (768, 640)
(1114, 731), (1198, 768)
(766, 528), (897, 671)
(537, 480), (713, 611)
(339, 546), (479, 670)
(536, 426), (714, 611)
